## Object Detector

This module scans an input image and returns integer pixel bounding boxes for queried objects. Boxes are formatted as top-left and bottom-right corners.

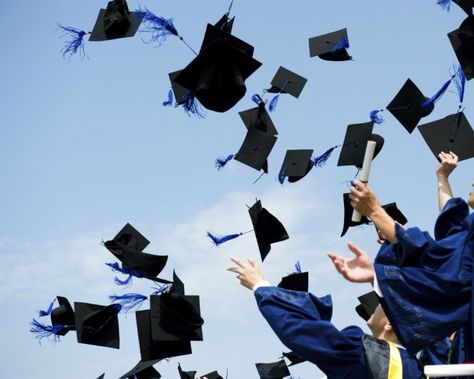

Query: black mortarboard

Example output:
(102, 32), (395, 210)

(419, 112), (474, 161)
(118, 360), (162, 379)
(239, 103), (278, 135)
(89, 0), (144, 41)
(74, 302), (120, 349)
(267, 66), (308, 98)
(255, 360), (291, 379)
(150, 272), (204, 342)
(382, 202), (408, 225)
(341, 193), (370, 237)
(97, 374), (105, 379)
(448, 16), (474, 81)
(278, 271), (309, 292)
(308, 28), (352, 61)
(178, 363), (196, 379)
(104, 223), (150, 259)
(174, 22), (262, 112)
(234, 128), (277, 172)
(249, 199), (289, 262)
(119, 250), (170, 283)
(386, 79), (433, 133)
(136, 310), (192, 361)
(50, 296), (76, 336)
(281, 351), (306, 367)
(198, 371), (223, 379)
(169, 70), (190, 106)
(278, 149), (314, 183)
(355, 291), (380, 321)
(337, 122), (384, 168)
(453, 0), (474, 15)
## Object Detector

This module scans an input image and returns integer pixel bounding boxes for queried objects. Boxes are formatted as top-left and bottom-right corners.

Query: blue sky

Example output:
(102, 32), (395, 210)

(0, 0), (472, 378)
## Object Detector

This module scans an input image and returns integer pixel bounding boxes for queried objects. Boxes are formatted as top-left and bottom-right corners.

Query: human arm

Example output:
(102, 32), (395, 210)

(327, 242), (374, 284)
(436, 151), (458, 211)
(349, 180), (398, 244)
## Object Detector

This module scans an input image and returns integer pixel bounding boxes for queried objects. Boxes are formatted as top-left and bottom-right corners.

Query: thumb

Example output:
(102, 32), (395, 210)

(347, 241), (364, 257)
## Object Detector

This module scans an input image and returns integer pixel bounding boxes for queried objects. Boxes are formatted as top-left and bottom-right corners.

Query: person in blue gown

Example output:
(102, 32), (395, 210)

(227, 256), (425, 379)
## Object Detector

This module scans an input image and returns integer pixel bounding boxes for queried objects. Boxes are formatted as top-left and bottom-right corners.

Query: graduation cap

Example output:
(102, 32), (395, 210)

(309, 28), (352, 61)
(382, 202), (408, 225)
(104, 223), (150, 259)
(239, 103), (278, 136)
(419, 112), (474, 161)
(341, 193), (370, 237)
(178, 364), (196, 379)
(150, 272), (204, 342)
(207, 199), (289, 261)
(167, 70), (190, 106)
(278, 262), (309, 292)
(255, 360), (291, 379)
(265, 66), (307, 111)
(355, 291), (380, 321)
(118, 359), (162, 379)
(281, 351), (306, 367)
(337, 122), (384, 168)
(198, 371), (224, 379)
(448, 16), (474, 81)
(74, 302), (121, 349)
(233, 128), (278, 173)
(97, 374), (105, 379)
(278, 149), (314, 184)
(174, 15), (262, 113)
(438, 0), (474, 15)
(136, 310), (192, 361)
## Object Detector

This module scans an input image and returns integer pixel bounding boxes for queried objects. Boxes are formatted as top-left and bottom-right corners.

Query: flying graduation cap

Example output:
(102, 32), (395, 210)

(255, 360), (291, 379)
(173, 10), (262, 113)
(341, 193), (371, 237)
(264, 66), (308, 112)
(277, 261), (309, 292)
(207, 199), (289, 262)
(57, 0), (144, 59)
(355, 291), (380, 321)
(437, 0), (474, 15)
(309, 28), (352, 61)
(281, 351), (306, 367)
(448, 16), (474, 80)
(118, 359), (163, 379)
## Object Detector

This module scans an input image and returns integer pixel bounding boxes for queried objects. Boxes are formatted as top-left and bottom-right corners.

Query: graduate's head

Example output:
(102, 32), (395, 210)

(367, 304), (399, 343)
(468, 182), (474, 209)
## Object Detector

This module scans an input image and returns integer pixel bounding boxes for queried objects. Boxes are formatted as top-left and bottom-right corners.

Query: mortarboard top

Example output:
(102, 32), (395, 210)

(178, 363), (196, 379)
(50, 296), (76, 336)
(355, 291), (380, 321)
(255, 360), (291, 379)
(249, 199), (289, 262)
(382, 202), (408, 225)
(234, 128), (277, 173)
(419, 112), (474, 161)
(89, 0), (144, 42)
(448, 16), (474, 81)
(278, 149), (314, 183)
(267, 66), (308, 98)
(281, 351), (306, 366)
(239, 104), (278, 136)
(150, 271), (204, 342)
(118, 359), (162, 379)
(198, 371), (223, 379)
(337, 122), (384, 168)
(119, 250), (171, 284)
(104, 223), (150, 259)
(341, 193), (370, 237)
(453, 0), (474, 15)
(136, 310), (192, 361)
(174, 20), (262, 113)
(199, 19), (251, 55)
(74, 302), (120, 349)
(386, 79), (432, 133)
(278, 271), (309, 292)
(308, 28), (351, 61)
(97, 374), (105, 379)
(169, 70), (190, 106)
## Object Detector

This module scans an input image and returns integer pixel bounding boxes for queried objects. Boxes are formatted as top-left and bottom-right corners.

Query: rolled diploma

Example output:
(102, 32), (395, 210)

(351, 140), (377, 222)
(424, 364), (474, 377)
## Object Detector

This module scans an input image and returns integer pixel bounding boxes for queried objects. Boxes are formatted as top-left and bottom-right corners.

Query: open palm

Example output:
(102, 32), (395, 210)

(328, 242), (374, 283)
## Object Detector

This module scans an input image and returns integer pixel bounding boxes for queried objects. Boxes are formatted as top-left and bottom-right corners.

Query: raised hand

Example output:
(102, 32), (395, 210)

(328, 242), (374, 284)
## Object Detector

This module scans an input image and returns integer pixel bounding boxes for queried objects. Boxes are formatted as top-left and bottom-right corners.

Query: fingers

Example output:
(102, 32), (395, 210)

(230, 256), (245, 269)
(247, 256), (257, 267)
(347, 241), (364, 257)
(227, 266), (243, 275)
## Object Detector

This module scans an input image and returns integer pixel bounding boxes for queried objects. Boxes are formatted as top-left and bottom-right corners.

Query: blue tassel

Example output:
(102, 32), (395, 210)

(215, 154), (234, 170)
(295, 261), (302, 273)
(163, 89), (174, 107)
(207, 231), (243, 246)
(57, 24), (88, 60)
(38, 299), (56, 317)
(311, 145), (340, 167)
(453, 65), (466, 104)
(369, 109), (384, 124)
(106, 262), (143, 286)
(421, 77), (453, 111)
(436, 0), (452, 11)
(251, 94), (264, 105)
(269, 94), (280, 112)
(151, 284), (172, 295)
(332, 37), (349, 53)
(183, 93), (205, 118)
(30, 319), (64, 342)
(136, 7), (178, 45)
(109, 293), (147, 313)
(278, 171), (287, 185)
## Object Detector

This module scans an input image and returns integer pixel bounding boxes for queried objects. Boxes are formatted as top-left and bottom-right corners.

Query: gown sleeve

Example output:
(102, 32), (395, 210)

(254, 286), (366, 378)
(434, 198), (469, 241)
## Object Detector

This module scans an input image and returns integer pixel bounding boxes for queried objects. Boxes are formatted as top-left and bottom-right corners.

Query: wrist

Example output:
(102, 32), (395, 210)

(252, 280), (270, 291)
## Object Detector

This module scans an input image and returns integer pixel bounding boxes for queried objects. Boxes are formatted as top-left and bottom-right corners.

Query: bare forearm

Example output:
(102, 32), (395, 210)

(437, 174), (453, 211)
(369, 207), (398, 244)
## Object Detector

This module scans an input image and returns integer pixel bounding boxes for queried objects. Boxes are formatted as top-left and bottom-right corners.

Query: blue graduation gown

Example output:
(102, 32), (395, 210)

(374, 198), (473, 359)
(255, 286), (424, 379)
